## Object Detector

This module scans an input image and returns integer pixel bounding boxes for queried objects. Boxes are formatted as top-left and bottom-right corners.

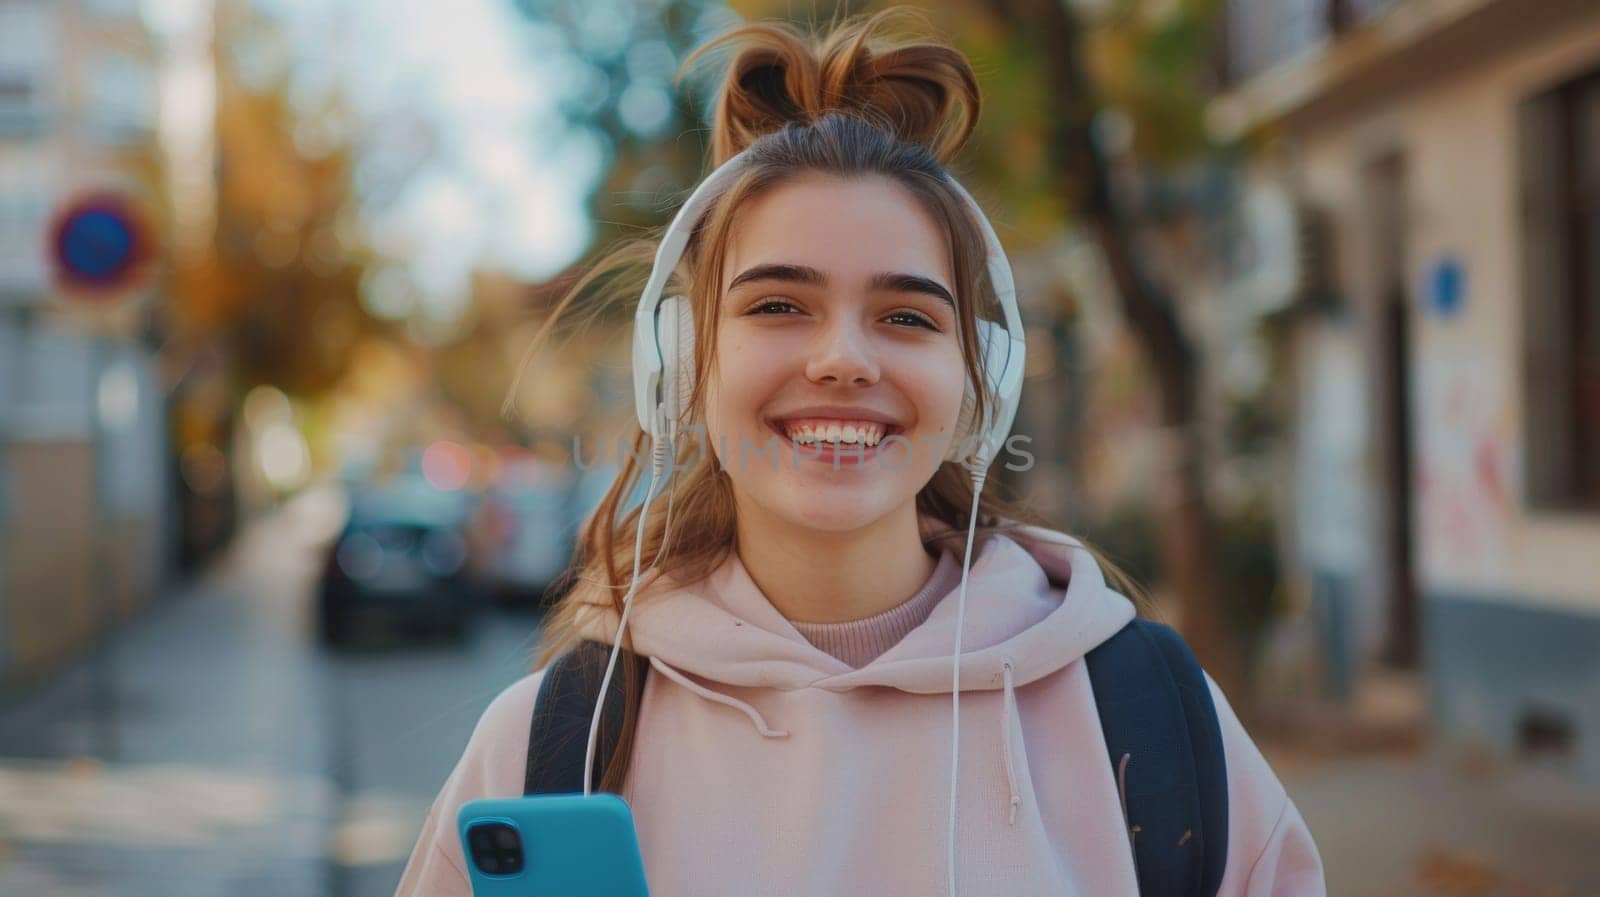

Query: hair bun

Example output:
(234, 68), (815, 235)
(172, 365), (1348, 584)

(683, 10), (981, 167)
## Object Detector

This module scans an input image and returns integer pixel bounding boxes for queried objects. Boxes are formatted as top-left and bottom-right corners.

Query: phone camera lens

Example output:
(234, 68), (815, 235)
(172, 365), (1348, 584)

(467, 822), (524, 877)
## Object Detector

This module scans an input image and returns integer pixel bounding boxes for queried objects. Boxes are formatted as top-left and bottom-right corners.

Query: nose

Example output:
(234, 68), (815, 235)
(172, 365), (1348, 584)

(804, 317), (879, 387)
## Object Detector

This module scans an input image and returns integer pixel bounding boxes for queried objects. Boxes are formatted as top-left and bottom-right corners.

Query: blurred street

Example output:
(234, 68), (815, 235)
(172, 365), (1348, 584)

(0, 487), (545, 897)
(3, 0), (1600, 893)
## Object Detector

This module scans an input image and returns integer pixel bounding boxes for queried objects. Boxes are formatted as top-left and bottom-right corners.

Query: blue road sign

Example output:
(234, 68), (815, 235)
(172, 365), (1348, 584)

(50, 193), (154, 297)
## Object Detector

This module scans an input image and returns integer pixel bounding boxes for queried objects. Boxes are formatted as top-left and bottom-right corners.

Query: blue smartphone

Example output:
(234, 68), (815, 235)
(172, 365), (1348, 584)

(457, 794), (650, 896)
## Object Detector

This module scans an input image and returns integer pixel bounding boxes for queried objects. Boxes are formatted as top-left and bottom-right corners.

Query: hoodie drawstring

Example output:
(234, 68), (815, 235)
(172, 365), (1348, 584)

(652, 655), (1024, 822)
(1000, 658), (1021, 825)
(649, 656), (791, 738)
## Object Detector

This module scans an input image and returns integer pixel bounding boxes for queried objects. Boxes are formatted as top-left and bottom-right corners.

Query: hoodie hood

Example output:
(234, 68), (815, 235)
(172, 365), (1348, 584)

(573, 519), (1137, 697)
(571, 519), (1140, 834)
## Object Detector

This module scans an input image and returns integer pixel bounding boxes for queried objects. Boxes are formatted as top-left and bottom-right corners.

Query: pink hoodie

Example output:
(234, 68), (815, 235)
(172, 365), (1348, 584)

(395, 523), (1325, 896)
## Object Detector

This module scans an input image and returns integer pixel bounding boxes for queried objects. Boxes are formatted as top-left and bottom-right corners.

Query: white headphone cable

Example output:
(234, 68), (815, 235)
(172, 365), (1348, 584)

(584, 432), (672, 797)
(946, 462), (988, 897)
(647, 439), (682, 568)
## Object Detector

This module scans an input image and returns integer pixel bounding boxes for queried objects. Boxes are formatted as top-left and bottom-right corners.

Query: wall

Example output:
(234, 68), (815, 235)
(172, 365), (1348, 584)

(1287, 7), (1600, 781)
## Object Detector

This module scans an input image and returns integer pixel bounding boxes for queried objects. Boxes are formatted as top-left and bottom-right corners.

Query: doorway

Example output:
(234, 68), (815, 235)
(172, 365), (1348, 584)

(1365, 151), (1421, 670)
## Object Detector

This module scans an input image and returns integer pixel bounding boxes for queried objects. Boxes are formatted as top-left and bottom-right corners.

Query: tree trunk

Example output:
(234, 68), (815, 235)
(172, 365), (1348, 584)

(990, 0), (1246, 700)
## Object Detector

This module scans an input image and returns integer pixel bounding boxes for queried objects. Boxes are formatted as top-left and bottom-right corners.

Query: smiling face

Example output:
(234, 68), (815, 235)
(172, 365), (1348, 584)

(701, 172), (968, 534)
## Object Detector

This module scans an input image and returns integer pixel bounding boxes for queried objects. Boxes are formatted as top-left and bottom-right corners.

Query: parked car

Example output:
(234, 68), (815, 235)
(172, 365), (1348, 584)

(470, 456), (578, 610)
(318, 474), (480, 647)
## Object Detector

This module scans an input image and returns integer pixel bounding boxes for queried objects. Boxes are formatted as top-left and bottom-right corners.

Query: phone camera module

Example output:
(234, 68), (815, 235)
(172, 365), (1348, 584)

(467, 822), (524, 876)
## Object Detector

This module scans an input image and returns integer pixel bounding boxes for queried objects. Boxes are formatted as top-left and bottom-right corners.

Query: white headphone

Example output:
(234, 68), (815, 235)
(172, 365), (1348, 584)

(630, 147), (1027, 469)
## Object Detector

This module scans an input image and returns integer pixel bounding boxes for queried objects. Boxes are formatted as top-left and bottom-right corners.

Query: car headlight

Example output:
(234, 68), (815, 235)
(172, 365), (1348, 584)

(336, 533), (384, 581)
(421, 530), (467, 578)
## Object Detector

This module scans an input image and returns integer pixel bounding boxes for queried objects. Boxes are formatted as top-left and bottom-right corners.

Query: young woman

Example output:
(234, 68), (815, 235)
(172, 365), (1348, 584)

(396, 11), (1324, 897)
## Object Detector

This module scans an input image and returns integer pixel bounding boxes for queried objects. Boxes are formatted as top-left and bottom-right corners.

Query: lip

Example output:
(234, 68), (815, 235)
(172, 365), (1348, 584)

(761, 406), (910, 468)
(765, 404), (906, 429)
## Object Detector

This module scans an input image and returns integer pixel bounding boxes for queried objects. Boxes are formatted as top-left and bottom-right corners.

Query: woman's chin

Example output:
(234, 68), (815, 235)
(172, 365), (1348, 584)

(758, 486), (902, 534)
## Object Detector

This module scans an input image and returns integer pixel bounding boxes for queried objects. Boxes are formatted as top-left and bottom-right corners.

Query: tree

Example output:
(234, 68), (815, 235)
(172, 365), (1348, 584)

(172, 0), (378, 399)
(510, 0), (734, 247)
(974, 0), (1245, 697)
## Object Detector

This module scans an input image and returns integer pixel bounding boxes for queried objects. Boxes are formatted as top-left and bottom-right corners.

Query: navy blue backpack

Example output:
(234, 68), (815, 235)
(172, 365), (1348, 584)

(524, 618), (1228, 897)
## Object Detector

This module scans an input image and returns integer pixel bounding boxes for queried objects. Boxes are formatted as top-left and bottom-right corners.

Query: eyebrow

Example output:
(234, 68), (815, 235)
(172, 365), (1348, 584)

(726, 263), (955, 307)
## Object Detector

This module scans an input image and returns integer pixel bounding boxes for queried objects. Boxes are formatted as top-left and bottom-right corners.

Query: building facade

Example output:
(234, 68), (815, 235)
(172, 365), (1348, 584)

(0, 0), (171, 687)
(1220, 0), (1600, 782)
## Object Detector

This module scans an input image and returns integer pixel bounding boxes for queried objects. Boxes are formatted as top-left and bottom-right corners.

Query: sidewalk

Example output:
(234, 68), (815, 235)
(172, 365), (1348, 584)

(0, 485), (548, 897)
(1272, 740), (1600, 897)
(0, 490), (349, 897)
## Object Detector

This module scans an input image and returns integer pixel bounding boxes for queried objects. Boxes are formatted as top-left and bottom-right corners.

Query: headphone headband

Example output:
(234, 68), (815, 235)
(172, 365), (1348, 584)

(632, 149), (1026, 469)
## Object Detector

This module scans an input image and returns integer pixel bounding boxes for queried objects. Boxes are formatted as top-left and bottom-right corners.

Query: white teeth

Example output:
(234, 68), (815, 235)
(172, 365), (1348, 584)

(779, 420), (888, 447)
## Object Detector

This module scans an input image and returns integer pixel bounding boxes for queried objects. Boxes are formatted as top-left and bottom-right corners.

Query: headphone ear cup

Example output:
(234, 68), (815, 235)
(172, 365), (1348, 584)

(946, 319), (1013, 462)
(659, 295), (696, 432)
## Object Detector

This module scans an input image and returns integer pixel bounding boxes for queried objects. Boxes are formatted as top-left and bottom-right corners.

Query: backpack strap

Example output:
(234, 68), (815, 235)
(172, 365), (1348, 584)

(1086, 619), (1229, 897)
(523, 640), (647, 796)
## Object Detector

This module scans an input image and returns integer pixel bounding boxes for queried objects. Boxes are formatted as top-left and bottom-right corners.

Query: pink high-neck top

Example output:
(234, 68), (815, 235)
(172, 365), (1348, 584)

(788, 549), (960, 668)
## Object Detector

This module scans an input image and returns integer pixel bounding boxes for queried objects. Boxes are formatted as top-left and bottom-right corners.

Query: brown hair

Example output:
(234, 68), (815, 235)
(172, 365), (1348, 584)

(515, 9), (1066, 792)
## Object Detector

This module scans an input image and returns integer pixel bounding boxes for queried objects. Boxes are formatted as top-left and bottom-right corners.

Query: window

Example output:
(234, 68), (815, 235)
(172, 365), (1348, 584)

(1225, 0), (1330, 83)
(1222, 0), (1396, 84)
(1520, 65), (1600, 511)
(81, 0), (143, 21)
(1339, 0), (1395, 28)
(0, 147), (53, 298)
(0, 2), (58, 134)
(82, 53), (156, 146)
